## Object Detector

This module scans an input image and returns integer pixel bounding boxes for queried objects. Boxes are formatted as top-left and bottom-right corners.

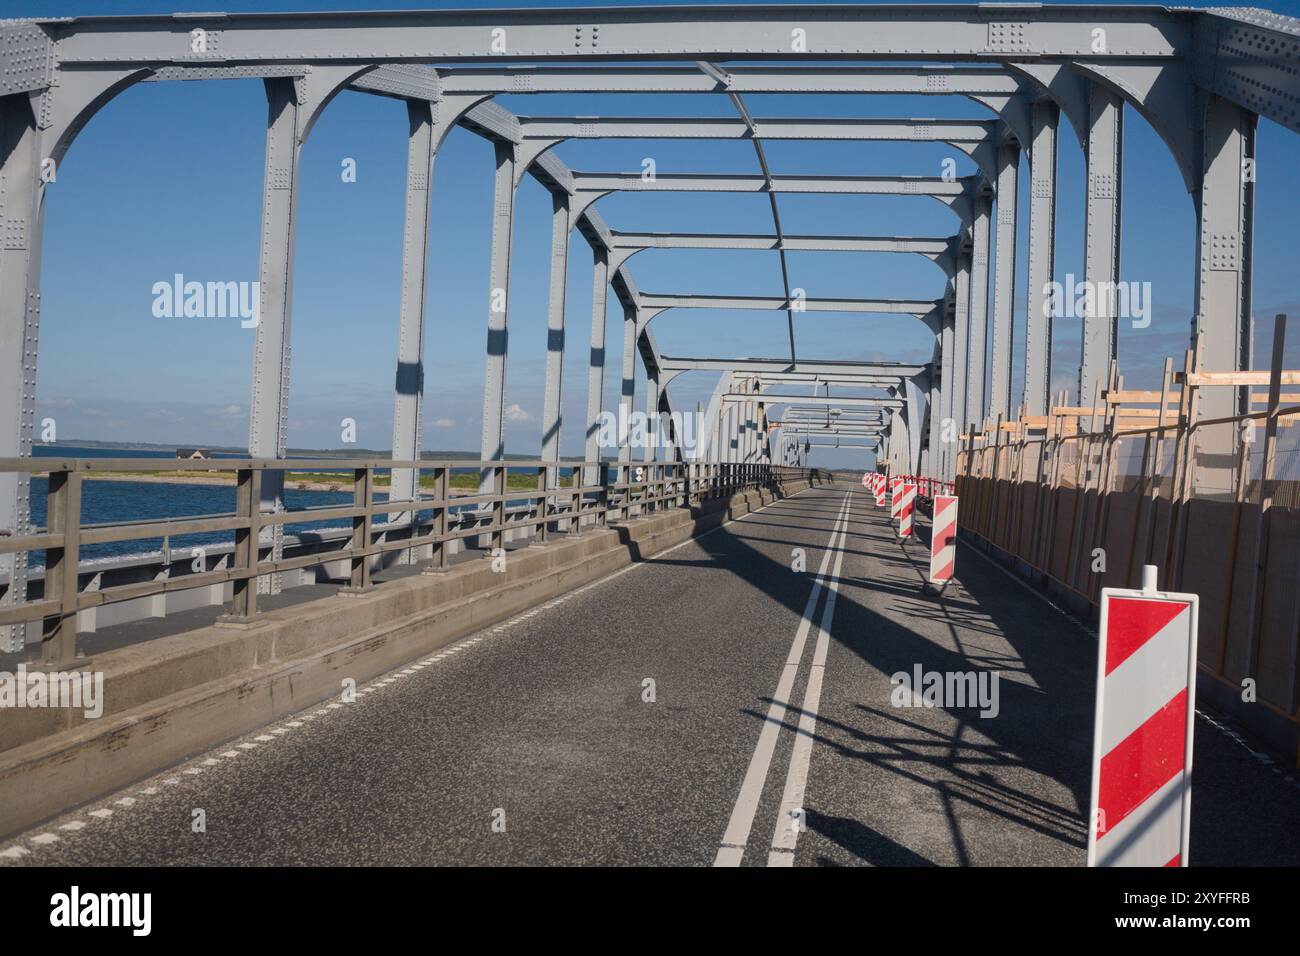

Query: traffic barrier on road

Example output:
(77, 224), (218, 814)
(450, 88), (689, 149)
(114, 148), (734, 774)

(1088, 566), (1198, 867)
(875, 474), (887, 508)
(929, 494), (957, 583)
(890, 478), (902, 520)
(899, 482), (915, 537)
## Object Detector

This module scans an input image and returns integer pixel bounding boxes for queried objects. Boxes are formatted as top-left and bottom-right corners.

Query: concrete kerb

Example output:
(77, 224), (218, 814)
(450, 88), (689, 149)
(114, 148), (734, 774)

(0, 477), (810, 838)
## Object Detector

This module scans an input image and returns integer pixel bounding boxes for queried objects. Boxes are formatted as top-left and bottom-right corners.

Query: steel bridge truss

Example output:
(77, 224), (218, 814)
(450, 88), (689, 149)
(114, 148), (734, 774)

(1, 4), (1298, 647)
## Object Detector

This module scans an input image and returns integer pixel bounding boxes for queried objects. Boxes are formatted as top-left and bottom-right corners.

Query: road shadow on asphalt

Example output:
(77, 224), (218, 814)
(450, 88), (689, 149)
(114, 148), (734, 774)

(651, 482), (1300, 865)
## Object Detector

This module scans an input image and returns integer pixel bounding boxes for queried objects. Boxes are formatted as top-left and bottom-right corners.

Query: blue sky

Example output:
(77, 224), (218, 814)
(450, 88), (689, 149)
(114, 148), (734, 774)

(20, 0), (1300, 470)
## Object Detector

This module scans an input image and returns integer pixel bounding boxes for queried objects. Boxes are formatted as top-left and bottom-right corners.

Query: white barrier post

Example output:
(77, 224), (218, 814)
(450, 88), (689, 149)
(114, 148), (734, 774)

(898, 482), (915, 538)
(928, 494), (957, 584)
(1088, 565), (1199, 867)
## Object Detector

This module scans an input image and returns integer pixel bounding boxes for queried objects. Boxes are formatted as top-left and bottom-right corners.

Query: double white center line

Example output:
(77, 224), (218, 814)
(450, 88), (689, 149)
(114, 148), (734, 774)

(714, 490), (854, 867)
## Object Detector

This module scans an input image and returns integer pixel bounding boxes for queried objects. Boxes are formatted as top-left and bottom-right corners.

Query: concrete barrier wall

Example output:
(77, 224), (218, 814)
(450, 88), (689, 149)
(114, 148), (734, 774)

(0, 477), (816, 838)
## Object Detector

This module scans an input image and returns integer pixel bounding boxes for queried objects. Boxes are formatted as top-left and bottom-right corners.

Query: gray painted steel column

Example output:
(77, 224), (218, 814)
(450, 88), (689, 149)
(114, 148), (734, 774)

(248, 78), (304, 593)
(726, 404), (738, 464)
(583, 245), (610, 481)
(540, 191), (572, 483)
(950, 250), (972, 448)
(740, 406), (750, 463)
(389, 100), (437, 527)
(617, 305), (637, 464)
(478, 140), (518, 493)
(938, 308), (957, 479)
(926, 325), (945, 477)
(744, 397), (755, 463)
(904, 376), (927, 475)
(0, 97), (42, 649)
(643, 366), (659, 463)
(966, 194), (992, 427)
(1080, 83), (1123, 410)
(990, 138), (1019, 420)
(1192, 96), (1256, 498)
(1024, 99), (1059, 417)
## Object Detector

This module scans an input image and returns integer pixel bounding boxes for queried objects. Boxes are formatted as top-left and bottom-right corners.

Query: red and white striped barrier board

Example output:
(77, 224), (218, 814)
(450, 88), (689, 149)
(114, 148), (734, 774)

(875, 476), (887, 507)
(890, 479), (902, 519)
(1088, 569), (1198, 868)
(861, 471), (872, 490)
(898, 482), (916, 537)
(929, 495), (957, 583)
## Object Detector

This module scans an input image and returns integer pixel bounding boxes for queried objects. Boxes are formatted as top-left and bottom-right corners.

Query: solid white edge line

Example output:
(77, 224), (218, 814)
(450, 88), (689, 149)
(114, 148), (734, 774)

(714, 490), (852, 867)
(767, 489), (853, 865)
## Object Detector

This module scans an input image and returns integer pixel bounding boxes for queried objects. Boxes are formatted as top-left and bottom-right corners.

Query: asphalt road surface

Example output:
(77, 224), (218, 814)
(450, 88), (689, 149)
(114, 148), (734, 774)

(4, 482), (1299, 866)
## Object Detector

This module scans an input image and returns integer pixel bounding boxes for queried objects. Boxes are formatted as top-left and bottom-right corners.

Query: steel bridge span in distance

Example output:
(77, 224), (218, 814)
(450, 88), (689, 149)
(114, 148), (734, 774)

(0, 3), (1298, 883)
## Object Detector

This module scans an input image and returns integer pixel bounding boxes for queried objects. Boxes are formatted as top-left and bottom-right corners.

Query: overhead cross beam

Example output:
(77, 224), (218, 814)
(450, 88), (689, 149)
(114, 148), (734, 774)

(746, 395), (904, 409)
(659, 357), (928, 378)
(36, 7), (1195, 67)
(641, 293), (940, 315)
(436, 65), (1026, 97)
(519, 116), (996, 142)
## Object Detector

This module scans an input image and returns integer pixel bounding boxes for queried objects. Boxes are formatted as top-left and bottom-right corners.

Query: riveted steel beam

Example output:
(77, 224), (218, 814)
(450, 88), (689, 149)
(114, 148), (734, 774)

(571, 171), (973, 197)
(540, 191), (573, 486)
(1079, 82), (1123, 412)
(1196, 9), (1300, 135)
(1023, 99), (1059, 417)
(737, 394), (902, 409)
(639, 292), (940, 318)
(660, 357), (927, 378)
(478, 140), (519, 493)
(582, 245), (610, 481)
(1192, 94), (1257, 497)
(989, 137), (1020, 420)
(0, 96), (40, 650)
(42, 8), (1193, 67)
(518, 116), (995, 142)
(611, 231), (953, 254)
(617, 302), (638, 465)
(966, 192), (992, 426)
(610, 231), (959, 277)
(389, 99), (438, 535)
(439, 65), (1025, 97)
(780, 409), (885, 418)
(349, 63), (442, 101)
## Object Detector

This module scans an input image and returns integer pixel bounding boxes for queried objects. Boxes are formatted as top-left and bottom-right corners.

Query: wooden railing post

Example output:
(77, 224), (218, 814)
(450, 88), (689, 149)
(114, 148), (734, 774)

(598, 462), (612, 526)
(537, 468), (549, 544)
(1166, 334), (1204, 590)
(1242, 315), (1289, 683)
(225, 468), (262, 621)
(569, 466), (583, 535)
(343, 466), (374, 593)
(422, 467), (450, 573)
(41, 469), (82, 666)
(492, 465), (507, 552)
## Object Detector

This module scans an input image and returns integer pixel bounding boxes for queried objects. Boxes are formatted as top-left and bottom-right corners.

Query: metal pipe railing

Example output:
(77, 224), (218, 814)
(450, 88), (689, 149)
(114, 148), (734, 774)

(0, 456), (822, 664)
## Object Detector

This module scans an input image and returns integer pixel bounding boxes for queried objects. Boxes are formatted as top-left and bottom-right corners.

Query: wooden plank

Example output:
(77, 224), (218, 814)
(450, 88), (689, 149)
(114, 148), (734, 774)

(1104, 389), (1182, 404)
(1176, 370), (1300, 386)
